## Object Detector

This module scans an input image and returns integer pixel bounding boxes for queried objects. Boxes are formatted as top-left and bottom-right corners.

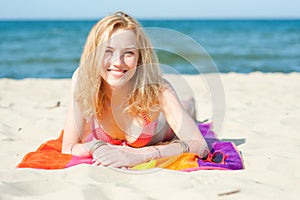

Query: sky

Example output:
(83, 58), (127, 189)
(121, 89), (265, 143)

(1, 0), (300, 20)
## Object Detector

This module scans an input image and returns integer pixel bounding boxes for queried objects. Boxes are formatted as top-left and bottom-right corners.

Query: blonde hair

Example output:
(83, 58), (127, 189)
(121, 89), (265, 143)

(75, 12), (163, 120)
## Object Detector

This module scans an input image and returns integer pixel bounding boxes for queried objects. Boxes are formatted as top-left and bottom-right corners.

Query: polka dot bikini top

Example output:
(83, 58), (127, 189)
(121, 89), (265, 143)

(85, 113), (158, 148)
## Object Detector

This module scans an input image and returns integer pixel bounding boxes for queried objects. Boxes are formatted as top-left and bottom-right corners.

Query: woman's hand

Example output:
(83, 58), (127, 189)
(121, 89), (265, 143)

(92, 144), (148, 168)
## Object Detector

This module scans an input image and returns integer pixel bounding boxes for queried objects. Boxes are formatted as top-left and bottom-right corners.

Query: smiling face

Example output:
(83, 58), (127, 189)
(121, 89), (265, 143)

(101, 29), (139, 90)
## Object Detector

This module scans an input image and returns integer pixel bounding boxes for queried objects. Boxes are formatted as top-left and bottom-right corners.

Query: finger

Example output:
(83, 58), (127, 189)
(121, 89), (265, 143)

(120, 167), (128, 170)
(92, 146), (117, 160)
(109, 163), (122, 168)
(92, 147), (115, 161)
(92, 154), (115, 166)
(92, 146), (126, 167)
(95, 148), (122, 161)
(108, 161), (128, 168)
(101, 158), (119, 167)
(92, 160), (101, 166)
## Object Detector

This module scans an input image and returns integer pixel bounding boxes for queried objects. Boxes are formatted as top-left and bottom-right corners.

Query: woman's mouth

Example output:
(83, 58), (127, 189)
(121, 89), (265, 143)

(107, 69), (128, 77)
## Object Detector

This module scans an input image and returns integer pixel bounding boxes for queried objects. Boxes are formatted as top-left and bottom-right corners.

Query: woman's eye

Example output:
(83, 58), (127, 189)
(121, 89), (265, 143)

(105, 49), (113, 54)
(124, 51), (134, 56)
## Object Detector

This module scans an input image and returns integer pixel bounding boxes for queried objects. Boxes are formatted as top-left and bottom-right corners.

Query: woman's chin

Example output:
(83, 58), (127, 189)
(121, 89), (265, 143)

(106, 77), (129, 89)
(106, 72), (135, 88)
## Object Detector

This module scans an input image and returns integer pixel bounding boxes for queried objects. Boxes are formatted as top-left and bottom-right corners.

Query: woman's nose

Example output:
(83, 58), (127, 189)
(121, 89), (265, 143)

(111, 52), (123, 67)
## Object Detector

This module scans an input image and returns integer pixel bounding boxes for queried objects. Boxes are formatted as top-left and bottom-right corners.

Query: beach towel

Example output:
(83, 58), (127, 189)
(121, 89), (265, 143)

(17, 122), (244, 171)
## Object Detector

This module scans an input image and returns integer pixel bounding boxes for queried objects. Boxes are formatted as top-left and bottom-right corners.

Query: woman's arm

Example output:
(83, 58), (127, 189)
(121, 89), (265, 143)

(61, 69), (95, 156)
(158, 81), (208, 155)
(130, 81), (208, 159)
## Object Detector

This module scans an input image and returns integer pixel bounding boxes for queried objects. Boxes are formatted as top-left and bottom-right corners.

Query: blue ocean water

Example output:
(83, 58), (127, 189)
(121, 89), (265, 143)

(0, 19), (299, 79)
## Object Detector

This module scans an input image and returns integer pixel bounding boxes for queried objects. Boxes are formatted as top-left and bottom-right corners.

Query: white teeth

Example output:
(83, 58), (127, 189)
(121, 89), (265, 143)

(108, 69), (127, 72)
(108, 69), (127, 73)
(108, 69), (127, 77)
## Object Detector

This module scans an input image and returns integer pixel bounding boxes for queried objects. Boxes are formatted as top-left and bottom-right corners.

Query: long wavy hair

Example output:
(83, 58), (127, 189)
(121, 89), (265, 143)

(74, 11), (163, 121)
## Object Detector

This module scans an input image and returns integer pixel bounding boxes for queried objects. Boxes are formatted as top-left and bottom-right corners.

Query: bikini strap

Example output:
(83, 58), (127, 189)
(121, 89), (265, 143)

(142, 112), (151, 125)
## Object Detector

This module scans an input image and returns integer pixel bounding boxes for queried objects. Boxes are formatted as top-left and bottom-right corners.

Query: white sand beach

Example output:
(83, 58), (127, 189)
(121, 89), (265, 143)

(0, 73), (299, 199)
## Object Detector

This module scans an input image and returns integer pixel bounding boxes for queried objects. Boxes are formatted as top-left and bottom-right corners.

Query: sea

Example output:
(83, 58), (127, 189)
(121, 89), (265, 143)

(0, 19), (299, 79)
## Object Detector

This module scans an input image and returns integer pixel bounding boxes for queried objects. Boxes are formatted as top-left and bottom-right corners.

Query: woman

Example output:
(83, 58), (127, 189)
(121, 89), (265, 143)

(61, 12), (208, 168)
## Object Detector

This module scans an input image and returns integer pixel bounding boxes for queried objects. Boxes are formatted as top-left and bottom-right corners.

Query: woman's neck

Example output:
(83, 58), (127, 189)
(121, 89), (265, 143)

(102, 81), (132, 106)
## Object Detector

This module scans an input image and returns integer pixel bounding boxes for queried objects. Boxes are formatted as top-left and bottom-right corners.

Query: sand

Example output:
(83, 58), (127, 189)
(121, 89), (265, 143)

(0, 72), (299, 199)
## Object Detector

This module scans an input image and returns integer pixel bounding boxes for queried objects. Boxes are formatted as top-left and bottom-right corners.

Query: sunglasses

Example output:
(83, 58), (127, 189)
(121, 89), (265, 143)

(200, 149), (227, 164)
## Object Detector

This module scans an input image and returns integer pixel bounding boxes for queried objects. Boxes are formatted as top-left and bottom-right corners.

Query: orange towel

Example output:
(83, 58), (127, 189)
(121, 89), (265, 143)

(17, 131), (73, 169)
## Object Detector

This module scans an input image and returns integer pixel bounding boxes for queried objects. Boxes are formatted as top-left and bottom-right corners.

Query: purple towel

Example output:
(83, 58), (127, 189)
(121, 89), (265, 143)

(183, 122), (244, 171)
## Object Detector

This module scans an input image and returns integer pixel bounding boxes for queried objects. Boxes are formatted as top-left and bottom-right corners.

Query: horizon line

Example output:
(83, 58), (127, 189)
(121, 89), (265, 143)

(1, 16), (300, 21)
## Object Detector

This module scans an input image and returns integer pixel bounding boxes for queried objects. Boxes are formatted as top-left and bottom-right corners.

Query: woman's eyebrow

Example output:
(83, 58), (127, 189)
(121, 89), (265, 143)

(106, 46), (137, 50)
(124, 47), (137, 50)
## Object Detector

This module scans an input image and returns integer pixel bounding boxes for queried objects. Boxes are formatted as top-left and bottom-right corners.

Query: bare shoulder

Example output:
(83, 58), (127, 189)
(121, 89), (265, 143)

(71, 68), (79, 85)
(161, 78), (172, 88)
(160, 78), (179, 99)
